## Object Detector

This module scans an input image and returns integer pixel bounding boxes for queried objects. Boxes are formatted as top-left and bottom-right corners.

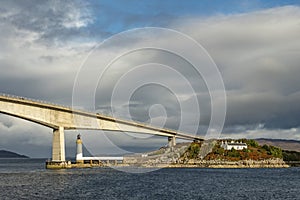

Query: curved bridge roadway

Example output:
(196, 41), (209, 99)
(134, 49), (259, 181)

(0, 94), (203, 162)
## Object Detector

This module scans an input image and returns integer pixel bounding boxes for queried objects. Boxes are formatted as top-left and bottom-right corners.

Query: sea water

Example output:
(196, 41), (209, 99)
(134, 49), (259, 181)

(0, 158), (299, 199)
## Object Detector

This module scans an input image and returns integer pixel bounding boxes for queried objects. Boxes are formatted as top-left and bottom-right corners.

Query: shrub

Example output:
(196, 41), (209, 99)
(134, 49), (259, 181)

(262, 144), (282, 158)
(270, 146), (282, 158)
(188, 143), (200, 159)
(227, 148), (241, 158)
(215, 147), (224, 155)
(262, 144), (270, 151)
(243, 148), (251, 153)
(247, 139), (259, 148)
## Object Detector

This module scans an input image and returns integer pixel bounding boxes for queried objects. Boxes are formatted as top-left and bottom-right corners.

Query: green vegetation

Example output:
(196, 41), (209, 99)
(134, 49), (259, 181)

(243, 148), (251, 153)
(245, 139), (259, 148)
(226, 148), (241, 158)
(282, 150), (300, 161)
(262, 144), (282, 158)
(214, 145), (224, 155)
(205, 139), (283, 161)
(187, 143), (200, 159)
(182, 139), (300, 162)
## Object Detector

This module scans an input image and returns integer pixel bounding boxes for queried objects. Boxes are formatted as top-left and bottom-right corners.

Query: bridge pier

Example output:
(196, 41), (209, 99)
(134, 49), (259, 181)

(168, 136), (176, 150)
(193, 139), (201, 143)
(52, 127), (65, 162)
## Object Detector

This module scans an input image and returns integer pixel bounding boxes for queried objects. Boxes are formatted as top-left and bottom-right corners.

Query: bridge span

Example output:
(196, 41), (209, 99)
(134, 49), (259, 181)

(0, 94), (203, 162)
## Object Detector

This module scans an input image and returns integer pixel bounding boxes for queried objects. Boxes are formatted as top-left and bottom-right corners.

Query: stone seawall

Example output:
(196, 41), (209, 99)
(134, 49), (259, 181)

(168, 158), (289, 168)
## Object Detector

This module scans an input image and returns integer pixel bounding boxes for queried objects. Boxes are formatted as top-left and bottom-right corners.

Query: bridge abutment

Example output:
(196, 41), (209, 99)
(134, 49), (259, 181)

(52, 127), (65, 162)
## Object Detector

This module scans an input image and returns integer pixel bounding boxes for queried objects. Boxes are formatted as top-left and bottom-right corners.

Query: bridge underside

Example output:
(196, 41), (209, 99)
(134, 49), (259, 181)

(0, 95), (203, 162)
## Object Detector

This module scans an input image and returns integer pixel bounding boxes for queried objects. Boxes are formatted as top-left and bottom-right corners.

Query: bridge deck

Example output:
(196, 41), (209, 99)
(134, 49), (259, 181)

(0, 93), (203, 141)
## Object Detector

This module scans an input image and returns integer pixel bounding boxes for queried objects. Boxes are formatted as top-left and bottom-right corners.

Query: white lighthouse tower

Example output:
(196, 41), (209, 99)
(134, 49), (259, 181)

(76, 134), (84, 163)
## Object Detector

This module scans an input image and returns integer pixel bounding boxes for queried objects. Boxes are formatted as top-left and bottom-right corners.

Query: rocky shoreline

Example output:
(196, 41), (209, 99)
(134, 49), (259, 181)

(167, 158), (290, 168)
(121, 158), (289, 168)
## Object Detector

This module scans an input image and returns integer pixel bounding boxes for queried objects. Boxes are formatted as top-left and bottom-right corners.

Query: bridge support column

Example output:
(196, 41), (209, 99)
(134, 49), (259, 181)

(52, 127), (65, 162)
(193, 139), (201, 143)
(168, 136), (176, 149)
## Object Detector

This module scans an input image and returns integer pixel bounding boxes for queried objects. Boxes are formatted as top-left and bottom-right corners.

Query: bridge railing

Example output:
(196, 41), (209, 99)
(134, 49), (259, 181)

(0, 92), (73, 110)
(0, 93), (127, 119)
(1, 93), (103, 115)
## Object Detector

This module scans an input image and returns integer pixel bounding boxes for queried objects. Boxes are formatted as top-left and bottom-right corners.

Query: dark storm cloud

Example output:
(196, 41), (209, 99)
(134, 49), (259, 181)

(225, 91), (300, 129)
(173, 6), (300, 133)
(89, 6), (300, 137)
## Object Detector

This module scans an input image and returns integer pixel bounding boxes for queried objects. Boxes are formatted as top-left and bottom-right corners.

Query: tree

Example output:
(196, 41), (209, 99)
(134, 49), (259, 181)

(283, 150), (300, 161)
(262, 144), (282, 158)
(247, 139), (259, 148)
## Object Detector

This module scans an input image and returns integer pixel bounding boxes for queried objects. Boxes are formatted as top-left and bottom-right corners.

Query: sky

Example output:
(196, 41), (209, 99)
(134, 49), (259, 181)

(0, 0), (300, 157)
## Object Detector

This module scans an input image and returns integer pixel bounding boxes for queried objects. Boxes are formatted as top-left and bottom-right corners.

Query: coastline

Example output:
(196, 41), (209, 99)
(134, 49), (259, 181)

(118, 158), (290, 168)
(46, 140), (300, 169)
(46, 158), (294, 169)
(167, 158), (290, 168)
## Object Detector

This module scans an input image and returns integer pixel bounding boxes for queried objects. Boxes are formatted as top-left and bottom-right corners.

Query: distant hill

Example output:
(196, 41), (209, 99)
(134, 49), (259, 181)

(0, 150), (29, 158)
(256, 138), (300, 152)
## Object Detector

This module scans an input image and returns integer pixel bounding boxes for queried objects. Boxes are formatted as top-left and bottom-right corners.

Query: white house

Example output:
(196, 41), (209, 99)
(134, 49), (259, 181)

(220, 140), (247, 150)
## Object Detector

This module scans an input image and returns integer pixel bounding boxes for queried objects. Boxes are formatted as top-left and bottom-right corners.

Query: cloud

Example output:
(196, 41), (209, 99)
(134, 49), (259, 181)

(90, 6), (300, 137)
(222, 126), (300, 141)
(171, 6), (300, 131)
(0, 0), (94, 44)
(1, 3), (300, 156)
(0, 0), (96, 103)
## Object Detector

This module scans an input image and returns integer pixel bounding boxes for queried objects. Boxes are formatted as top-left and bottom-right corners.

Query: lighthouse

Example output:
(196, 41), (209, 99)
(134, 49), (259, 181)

(76, 134), (84, 163)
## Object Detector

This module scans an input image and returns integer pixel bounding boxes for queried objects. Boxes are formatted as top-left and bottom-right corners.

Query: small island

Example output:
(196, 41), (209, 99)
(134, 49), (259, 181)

(0, 150), (29, 158)
(122, 139), (300, 168)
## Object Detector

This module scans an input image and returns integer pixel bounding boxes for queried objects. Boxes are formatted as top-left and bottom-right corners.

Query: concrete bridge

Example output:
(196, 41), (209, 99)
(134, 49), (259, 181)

(0, 94), (203, 162)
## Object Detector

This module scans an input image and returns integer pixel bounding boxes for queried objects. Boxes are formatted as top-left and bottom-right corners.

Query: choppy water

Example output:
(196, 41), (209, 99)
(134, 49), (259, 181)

(0, 158), (299, 200)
